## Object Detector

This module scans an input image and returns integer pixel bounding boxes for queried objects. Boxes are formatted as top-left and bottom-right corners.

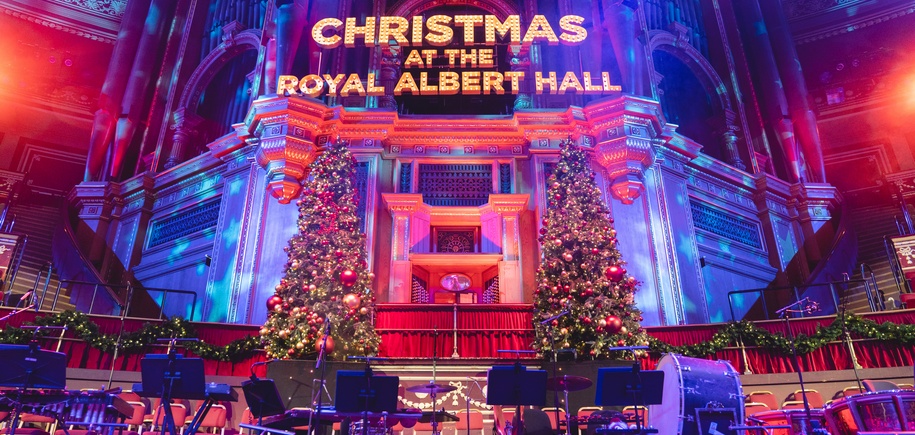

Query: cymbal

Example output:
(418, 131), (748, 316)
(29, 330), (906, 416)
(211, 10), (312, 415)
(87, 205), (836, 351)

(406, 383), (457, 394)
(545, 375), (593, 392)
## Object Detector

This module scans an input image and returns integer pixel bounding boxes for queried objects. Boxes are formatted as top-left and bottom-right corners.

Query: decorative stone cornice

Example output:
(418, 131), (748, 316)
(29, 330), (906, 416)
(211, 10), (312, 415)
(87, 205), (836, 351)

(789, 182), (842, 223)
(486, 194), (529, 214)
(584, 96), (666, 204)
(382, 193), (426, 214)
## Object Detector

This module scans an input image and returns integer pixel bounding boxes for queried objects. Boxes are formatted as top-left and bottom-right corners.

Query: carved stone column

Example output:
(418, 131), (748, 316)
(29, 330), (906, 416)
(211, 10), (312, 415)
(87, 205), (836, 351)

(720, 124), (746, 171)
(382, 194), (426, 303)
(488, 194), (529, 303)
(789, 183), (841, 264)
(586, 96), (664, 204)
(69, 182), (118, 264)
(242, 97), (325, 203)
(165, 108), (203, 169)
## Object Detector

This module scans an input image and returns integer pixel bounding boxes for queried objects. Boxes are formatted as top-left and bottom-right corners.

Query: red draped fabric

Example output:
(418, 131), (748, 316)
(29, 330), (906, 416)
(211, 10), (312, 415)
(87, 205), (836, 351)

(375, 304), (535, 359)
(3, 306), (915, 376)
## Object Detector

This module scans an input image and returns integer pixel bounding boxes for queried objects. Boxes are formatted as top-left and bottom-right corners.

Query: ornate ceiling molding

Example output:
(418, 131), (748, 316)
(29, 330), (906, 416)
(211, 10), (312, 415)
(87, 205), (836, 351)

(2, 0), (121, 44)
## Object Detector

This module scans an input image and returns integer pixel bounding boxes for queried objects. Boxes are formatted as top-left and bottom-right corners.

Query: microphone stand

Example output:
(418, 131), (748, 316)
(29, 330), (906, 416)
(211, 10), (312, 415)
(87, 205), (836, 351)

(465, 378), (481, 435)
(311, 320), (332, 435)
(777, 299), (825, 435)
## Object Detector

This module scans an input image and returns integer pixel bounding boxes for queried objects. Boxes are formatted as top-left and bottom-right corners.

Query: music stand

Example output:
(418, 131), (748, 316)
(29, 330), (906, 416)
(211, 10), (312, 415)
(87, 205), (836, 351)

(0, 344), (67, 389)
(595, 366), (664, 432)
(0, 343), (67, 435)
(333, 370), (399, 414)
(141, 354), (206, 435)
(241, 378), (287, 423)
(487, 364), (547, 435)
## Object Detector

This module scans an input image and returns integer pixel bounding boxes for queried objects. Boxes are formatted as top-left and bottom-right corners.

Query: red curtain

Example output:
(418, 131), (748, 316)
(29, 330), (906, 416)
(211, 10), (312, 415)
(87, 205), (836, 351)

(3, 307), (915, 377)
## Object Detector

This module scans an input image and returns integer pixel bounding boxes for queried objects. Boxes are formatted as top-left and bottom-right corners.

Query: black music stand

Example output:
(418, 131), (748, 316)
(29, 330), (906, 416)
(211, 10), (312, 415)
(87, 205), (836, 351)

(595, 366), (663, 433)
(0, 343), (67, 435)
(141, 354), (206, 435)
(242, 378), (287, 424)
(335, 370), (399, 435)
(487, 364), (547, 435)
(0, 344), (67, 389)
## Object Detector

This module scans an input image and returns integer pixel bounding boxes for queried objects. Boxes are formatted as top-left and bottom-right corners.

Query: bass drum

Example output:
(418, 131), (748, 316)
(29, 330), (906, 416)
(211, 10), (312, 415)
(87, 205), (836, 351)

(649, 354), (745, 435)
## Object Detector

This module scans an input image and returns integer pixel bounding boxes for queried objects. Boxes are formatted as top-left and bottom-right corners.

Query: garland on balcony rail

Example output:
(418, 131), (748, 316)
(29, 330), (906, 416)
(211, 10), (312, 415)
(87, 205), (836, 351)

(1, 310), (913, 361)
(648, 313), (915, 357)
(0, 311), (261, 362)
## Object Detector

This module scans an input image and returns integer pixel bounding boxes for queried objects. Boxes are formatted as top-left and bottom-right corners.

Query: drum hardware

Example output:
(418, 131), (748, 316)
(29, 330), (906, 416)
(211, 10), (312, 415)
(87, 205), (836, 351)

(342, 357), (396, 435)
(540, 310), (572, 435)
(546, 375), (593, 435)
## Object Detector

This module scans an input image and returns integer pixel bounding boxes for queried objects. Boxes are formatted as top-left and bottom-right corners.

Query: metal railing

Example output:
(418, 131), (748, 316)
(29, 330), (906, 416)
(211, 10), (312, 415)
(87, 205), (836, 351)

(13, 271), (201, 321)
(727, 275), (882, 322)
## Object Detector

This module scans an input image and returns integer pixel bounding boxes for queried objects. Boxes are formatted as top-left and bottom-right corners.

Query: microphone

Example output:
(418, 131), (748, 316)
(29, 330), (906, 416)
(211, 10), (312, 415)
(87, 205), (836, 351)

(250, 359), (278, 381)
(540, 310), (569, 325)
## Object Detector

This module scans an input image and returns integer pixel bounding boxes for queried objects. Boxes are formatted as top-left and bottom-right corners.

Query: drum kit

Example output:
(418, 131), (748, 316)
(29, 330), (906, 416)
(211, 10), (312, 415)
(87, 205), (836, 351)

(404, 382), (458, 435)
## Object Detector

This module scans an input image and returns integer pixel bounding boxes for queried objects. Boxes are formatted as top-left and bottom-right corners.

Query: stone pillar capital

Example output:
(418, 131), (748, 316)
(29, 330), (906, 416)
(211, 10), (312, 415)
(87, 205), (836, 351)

(585, 96), (664, 204)
(242, 97), (331, 204)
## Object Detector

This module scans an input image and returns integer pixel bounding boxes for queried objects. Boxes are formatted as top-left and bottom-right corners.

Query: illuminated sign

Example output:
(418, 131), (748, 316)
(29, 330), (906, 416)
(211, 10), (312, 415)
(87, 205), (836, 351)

(278, 14), (621, 98)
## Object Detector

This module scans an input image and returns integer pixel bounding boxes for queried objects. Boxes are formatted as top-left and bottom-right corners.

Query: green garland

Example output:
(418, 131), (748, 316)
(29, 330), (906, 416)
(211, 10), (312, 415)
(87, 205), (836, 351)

(0, 311), (261, 362)
(648, 313), (915, 357)
(3, 311), (914, 363)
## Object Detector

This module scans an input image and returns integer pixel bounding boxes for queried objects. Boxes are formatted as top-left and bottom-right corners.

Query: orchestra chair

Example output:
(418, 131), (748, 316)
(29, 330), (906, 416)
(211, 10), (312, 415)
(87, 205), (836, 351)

(842, 386), (865, 397)
(238, 408), (255, 435)
(746, 391), (779, 411)
(455, 410), (484, 435)
(195, 404), (228, 435)
(123, 401), (149, 435)
(621, 406), (648, 427)
(151, 403), (188, 435)
(862, 379), (899, 393)
(780, 401), (805, 410)
(0, 412), (56, 435)
(788, 390), (824, 408)
(119, 392), (143, 403)
(744, 402), (770, 416)
(576, 407), (602, 435)
(897, 383), (914, 390)
(540, 408), (566, 433)
(521, 409), (552, 435)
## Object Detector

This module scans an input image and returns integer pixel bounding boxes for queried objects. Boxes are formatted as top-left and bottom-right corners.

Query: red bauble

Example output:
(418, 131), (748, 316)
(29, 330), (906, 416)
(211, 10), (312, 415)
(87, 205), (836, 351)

(604, 315), (623, 334)
(604, 265), (626, 282)
(267, 295), (283, 310)
(340, 270), (358, 286)
(316, 334), (335, 353)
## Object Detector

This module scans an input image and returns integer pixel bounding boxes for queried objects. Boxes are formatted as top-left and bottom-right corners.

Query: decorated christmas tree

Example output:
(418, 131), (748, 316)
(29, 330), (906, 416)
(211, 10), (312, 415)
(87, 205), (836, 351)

(533, 139), (650, 360)
(261, 136), (380, 359)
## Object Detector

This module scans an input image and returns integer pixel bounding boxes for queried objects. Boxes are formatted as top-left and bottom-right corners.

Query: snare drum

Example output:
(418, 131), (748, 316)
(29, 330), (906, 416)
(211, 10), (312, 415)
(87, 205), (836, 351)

(749, 409), (826, 435)
(824, 390), (915, 435)
(649, 354), (745, 435)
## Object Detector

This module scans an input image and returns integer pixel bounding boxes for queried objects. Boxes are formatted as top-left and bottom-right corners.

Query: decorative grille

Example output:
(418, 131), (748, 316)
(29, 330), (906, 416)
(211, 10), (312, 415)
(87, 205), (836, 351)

(418, 163), (493, 206)
(482, 276), (500, 303)
(690, 200), (762, 249)
(411, 275), (429, 303)
(436, 229), (476, 253)
(147, 200), (221, 248)
(399, 162), (412, 193)
(499, 163), (512, 193)
(355, 161), (369, 232)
